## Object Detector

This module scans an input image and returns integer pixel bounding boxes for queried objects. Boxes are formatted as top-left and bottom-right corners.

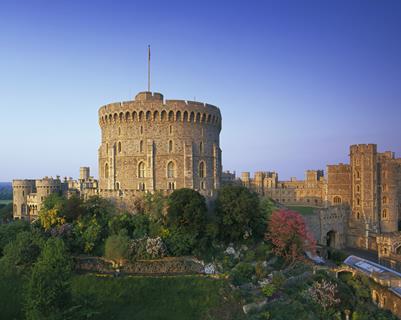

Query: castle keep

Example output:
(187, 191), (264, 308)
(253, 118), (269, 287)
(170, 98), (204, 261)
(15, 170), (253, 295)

(13, 91), (222, 219)
(98, 91), (222, 198)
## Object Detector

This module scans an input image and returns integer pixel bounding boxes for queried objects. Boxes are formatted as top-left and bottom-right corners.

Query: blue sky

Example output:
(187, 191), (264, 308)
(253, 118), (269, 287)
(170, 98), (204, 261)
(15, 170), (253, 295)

(0, 0), (400, 181)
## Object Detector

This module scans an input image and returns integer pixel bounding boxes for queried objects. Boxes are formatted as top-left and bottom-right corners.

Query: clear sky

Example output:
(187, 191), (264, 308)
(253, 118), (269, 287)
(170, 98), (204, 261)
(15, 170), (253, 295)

(1, 0), (400, 181)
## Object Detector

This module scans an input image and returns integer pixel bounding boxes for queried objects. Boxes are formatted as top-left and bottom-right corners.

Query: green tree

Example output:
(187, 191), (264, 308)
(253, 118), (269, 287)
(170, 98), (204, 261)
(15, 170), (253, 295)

(0, 203), (13, 223)
(25, 238), (72, 320)
(104, 233), (130, 265)
(0, 219), (30, 256)
(215, 185), (264, 243)
(166, 189), (207, 253)
(1, 231), (44, 273)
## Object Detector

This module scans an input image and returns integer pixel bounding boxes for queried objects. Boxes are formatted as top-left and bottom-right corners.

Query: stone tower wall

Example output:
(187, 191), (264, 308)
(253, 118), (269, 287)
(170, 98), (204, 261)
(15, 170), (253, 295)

(349, 144), (379, 249)
(326, 164), (352, 205)
(12, 180), (35, 219)
(98, 92), (222, 197)
(379, 158), (399, 233)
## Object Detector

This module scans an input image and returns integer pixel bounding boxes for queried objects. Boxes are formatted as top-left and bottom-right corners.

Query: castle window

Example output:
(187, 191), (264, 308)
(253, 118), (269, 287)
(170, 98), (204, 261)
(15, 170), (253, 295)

(140, 126), (143, 134)
(356, 198), (360, 206)
(356, 185), (360, 192)
(356, 212), (360, 219)
(168, 182), (175, 190)
(168, 140), (173, 153)
(356, 170), (360, 179)
(138, 182), (145, 191)
(333, 196), (342, 204)
(140, 140), (144, 153)
(199, 161), (205, 178)
(118, 141), (122, 153)
(118, 127), (121, 135)
(383, 196), (388, 204)
(106, 143), (109, 155)
(138, 162), (145, 178)
(167, 161), (175, 178)
(116, 182), (120, 190)
(168, 111), (174, 121)
(382, 209), (387, 219)
(169, 125), (173, 134)
(22, 191), (24, 196)
(105, 163), (109, 179)
(200, 181), (206, 190)
(200, 142), (204, 154)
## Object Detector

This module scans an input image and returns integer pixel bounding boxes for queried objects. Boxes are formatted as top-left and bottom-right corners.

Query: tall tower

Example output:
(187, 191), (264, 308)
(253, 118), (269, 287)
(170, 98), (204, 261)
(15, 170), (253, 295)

(98, 91), (222, 197)
(349, 144), (379, 249)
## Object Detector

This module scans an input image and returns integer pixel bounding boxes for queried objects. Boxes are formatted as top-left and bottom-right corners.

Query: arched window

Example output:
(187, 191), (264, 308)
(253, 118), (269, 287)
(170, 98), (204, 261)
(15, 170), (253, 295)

(105, 163), (109, 179)
(199, 161), (205, 178)
(333, 196), (342, 204)
(382, 209), (387, 219)
(116, 182), (120, 190)
(167, 161), (175, 178)
(356, 185), (360, 192)
(356, 212), (360, 219)
(168, 140), (173, 153)
(356, 170), (360, 179)
(140, 126), (143, 134)
(118, 141), (122, 153)
(383, 196), (388, 204)
(169, 125), (173, 134)
(199, 141), (204, 154)
(138, 182), (145, 191)
(168, 182), (175, 190)
(200, 181), (206, 190)
(138, 162), (145, 178)
(356, 198), (360, 206)
(140, 140), (143, 153)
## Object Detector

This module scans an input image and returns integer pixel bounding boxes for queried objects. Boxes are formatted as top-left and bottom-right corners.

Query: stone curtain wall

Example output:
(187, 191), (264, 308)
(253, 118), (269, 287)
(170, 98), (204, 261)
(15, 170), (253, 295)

(74, 256), (205, 275)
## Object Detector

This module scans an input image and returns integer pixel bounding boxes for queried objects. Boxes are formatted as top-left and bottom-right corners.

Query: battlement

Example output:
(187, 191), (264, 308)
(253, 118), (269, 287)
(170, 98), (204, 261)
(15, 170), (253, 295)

(350, 144), (377, 154)
(12, 179), (35, 188)
(135, 91), (164, 102)
(99, 92), (221, 128)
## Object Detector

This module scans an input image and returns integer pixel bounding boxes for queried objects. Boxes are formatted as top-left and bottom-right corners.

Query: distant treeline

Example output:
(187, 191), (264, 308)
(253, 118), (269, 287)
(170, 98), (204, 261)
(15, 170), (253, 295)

(0, 183), (12, 200)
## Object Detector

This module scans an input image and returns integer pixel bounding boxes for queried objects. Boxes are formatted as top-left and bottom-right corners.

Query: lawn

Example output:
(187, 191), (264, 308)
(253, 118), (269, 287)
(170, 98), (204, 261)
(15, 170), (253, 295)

(0, 274), (243, 320)
(286, 205), (317, 215)
(71, 274), (243, 320)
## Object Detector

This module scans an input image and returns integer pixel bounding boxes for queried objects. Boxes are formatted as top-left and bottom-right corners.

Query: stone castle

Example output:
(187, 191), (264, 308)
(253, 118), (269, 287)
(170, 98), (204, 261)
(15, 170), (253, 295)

(13, 91), (222, 219)
(12, 90), (401, 269)
(236, 143), (401, 269)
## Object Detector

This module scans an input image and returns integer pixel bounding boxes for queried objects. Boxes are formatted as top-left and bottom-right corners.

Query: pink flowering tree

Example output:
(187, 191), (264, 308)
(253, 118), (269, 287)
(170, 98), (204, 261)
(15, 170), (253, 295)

(266, 209), (316, 265)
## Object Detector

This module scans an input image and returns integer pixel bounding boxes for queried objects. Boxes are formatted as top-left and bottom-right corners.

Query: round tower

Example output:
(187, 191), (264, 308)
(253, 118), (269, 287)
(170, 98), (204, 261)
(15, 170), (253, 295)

(12, 180), (35, 219)
(35, 177), (62, 206)
(98, 91), (222, 197)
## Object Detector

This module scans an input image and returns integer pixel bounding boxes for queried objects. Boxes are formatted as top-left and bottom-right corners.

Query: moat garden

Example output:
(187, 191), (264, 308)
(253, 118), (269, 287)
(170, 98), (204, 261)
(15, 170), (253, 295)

(0, 185), (397, 319)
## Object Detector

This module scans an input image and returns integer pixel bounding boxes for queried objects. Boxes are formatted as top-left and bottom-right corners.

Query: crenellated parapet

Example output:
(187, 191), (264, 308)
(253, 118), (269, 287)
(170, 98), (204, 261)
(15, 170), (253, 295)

(98, 91), (221, 130)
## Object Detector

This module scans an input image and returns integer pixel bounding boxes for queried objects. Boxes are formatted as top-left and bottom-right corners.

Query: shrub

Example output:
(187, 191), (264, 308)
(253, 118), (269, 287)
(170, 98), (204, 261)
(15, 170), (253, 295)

(163, 227), (196, 256)
(262, 283), (277, 297)
(230, 262), (255, 286)
(104, 233), (130, 265)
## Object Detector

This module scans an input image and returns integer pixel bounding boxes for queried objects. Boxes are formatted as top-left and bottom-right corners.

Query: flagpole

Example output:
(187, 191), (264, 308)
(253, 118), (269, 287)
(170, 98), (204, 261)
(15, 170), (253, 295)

(148, 45), (151, 92)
